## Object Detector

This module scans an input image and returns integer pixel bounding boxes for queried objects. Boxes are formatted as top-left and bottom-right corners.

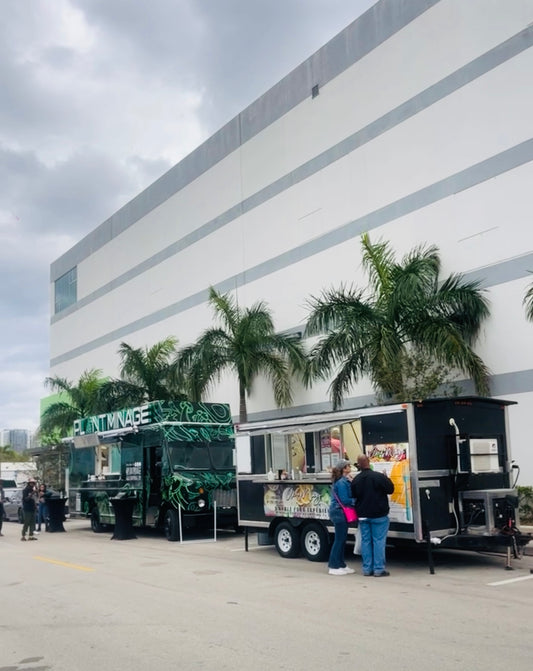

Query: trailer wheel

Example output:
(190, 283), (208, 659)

(164, 509), (179, 542)
(274, 522), (300, 558)
(91, 510), (104, 533)
(301, 522), (330, 562)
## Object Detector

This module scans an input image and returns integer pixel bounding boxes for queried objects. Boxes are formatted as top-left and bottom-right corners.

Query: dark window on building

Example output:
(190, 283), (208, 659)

(54, 267), (77, 314)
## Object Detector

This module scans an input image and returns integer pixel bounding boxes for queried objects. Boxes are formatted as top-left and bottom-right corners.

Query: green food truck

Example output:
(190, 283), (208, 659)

(67, 400), (237, 540)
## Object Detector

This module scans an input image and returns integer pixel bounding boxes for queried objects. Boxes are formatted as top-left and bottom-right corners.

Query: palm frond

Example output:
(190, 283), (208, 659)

(305, 287), (372, 336)
(524, 279), (533, 322)
(361, 233), (395, 298)
(208, 287), (241, 335)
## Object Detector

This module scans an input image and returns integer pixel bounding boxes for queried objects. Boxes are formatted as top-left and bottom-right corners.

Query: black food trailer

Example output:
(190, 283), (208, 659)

(235, 397), (531, 571)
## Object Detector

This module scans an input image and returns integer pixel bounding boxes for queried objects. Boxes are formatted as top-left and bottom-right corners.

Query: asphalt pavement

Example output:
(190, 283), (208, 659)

(1, 518), (532, 671)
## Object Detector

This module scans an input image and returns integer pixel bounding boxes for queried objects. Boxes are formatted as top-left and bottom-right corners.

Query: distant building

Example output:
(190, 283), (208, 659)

(0, 428), (32, 453)
(0, 429), (9, 447)
(0, 461), (37, 485)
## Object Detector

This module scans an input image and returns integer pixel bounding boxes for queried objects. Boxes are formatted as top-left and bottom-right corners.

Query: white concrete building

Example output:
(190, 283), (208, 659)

(0, 461), (37, 485)
(49, 0), (533, 484)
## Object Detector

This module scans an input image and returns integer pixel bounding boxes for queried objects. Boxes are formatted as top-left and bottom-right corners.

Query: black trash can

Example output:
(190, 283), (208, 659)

(110, 496), (137, 540)
(46, 497), (67, 533)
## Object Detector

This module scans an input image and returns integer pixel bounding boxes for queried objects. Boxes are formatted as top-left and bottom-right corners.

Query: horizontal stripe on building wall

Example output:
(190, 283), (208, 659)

(243, 369), (533, 423)
(50, 138), (533, 367)
(51, 22), (533, 290)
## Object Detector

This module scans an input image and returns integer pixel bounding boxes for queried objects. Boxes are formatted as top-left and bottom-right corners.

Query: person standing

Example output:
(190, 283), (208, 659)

(36, 484), (48, 533)
(0, 481), (5, 537)
(21, 478), (38, 541)
(327, 459), (356, 575)
(351, 454), (394, 577)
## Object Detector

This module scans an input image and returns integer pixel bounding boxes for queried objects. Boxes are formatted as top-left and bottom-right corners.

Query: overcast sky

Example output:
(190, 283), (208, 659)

(0, 0), (377, 432)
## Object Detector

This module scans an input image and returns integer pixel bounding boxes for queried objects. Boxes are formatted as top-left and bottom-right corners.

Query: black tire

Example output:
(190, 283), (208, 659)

(274, 521), (300, 558)
(164, 509), (180, 541)
(300, 522), (330, 562)
(91, 510), (104, 533)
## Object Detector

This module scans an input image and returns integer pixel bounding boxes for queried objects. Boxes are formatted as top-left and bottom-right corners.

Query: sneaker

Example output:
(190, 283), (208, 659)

(21, 537), (27, 541)
(340, 567), (355, 574)
(34, 531), (40, 535)
(363, 572), (374, 576)
(28, 536), (38, 541)
(328, 568), (347, 575)
(374, 571), (390, 577)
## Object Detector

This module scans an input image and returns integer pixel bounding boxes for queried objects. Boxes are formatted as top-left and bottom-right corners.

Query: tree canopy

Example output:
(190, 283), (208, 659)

(174, 287), (307, 422)
(39, 368), (106, 436)
(305, 234), (491, 408)
(99, 336), (188, 410)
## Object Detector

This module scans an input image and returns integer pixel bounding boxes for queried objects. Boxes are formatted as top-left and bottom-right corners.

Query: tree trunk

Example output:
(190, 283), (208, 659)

(238, 384), (247, 424)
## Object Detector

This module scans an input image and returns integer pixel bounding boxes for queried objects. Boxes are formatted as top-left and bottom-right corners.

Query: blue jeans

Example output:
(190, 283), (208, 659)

(328, 512), (348, 569)
(37, 502), (48, 530)
(358, 516), (390, 575)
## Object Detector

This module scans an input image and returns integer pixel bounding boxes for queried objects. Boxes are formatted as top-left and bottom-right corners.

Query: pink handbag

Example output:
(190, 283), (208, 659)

(333, 490), (358, 523)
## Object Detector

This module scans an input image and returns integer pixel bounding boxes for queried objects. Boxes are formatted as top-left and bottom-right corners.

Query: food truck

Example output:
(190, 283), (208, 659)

(67, 400), (237, 540)
(235, 397), (531, 568)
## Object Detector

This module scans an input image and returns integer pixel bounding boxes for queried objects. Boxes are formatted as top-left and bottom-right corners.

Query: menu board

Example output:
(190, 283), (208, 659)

(366, 443), (412, 524)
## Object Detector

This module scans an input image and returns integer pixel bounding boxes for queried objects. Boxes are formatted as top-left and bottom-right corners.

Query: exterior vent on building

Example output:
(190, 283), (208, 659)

(311, 84), (319, 98)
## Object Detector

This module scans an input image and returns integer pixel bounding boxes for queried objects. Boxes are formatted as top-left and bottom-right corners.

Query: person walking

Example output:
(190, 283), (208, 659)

(36, 483), (48, 533)
(351, 453), (394, 577)
(0, 481), (5, 537)
(21, 478), (38, 541)
(327, 459), (356, 576)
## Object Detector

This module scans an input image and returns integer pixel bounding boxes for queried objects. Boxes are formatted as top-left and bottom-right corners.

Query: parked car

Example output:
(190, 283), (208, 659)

(3, 488), (24, 523)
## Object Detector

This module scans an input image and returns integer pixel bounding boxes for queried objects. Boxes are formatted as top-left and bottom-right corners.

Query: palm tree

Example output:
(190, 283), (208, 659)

(305, 234), (491, 409)
(40, 368), (106, 436)
(174, 287), (307, 422)
(100, 337), (188, 409)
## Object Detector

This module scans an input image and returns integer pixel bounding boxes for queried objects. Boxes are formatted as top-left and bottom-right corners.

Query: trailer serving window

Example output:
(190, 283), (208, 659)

(240, 419), (363, 475)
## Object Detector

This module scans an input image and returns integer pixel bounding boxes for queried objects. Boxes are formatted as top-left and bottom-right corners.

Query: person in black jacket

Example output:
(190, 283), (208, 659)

(21, 479), (38, 541)
(351, 454), (394, 577)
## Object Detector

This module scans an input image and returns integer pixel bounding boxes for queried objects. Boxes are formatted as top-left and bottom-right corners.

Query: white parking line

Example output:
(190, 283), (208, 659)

(488, 574), (533, 586)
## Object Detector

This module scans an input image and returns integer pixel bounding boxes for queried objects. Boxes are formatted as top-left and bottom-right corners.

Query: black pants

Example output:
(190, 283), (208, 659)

(22, 509), (36, 537)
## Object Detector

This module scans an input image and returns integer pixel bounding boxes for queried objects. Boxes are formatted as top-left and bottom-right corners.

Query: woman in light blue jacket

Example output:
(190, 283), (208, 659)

(327, 459), (355, 575)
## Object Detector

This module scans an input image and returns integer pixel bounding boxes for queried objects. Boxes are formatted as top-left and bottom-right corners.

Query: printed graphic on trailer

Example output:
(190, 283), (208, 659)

(366, 443), (412, 523)
(263, 483), (331, 519)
